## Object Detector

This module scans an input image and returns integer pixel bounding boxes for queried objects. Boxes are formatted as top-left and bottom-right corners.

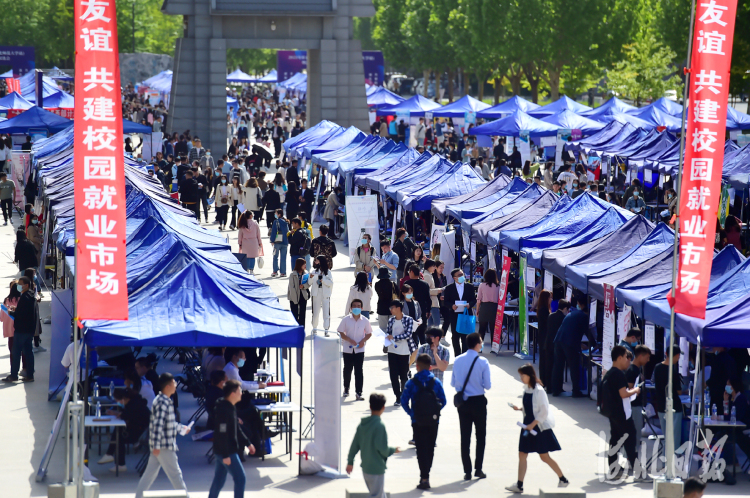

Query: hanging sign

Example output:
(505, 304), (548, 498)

(491, 256), (512, 353)
(73, 0), (128, 320)
(674, 0), (739, 318)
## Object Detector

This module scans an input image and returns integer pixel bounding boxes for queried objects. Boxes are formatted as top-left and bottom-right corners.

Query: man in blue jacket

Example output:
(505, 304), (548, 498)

(551, 297), (595, 398)
(401, 354), (446, 490)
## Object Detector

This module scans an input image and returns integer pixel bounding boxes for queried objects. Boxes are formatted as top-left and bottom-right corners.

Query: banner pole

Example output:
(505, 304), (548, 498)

(666, 0), (697, 482)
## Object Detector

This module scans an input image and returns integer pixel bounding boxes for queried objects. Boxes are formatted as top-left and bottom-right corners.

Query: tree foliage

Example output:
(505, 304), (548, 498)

(227, 49), (277, 76)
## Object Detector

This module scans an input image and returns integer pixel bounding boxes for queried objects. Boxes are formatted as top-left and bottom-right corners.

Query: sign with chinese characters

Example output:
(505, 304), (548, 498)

(277, 50), (385, 87)
(73, 0), (128, 320)
(491, 256), (512, 354)
(0, 46), (35, 76)
(362, 51), (384, 87)
(602, 284), (616, 371)
(675, 0), (738, 318)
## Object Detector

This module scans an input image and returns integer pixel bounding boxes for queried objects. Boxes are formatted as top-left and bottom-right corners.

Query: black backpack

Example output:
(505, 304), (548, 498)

(298, 230), (312, 256)
(412, 377), (442, 426)
(599, 371), (615, 418)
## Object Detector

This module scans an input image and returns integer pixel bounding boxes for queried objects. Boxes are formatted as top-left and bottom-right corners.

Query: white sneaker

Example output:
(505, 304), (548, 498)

(505, 483), (522, 493)
(83, 465), (98, 482)
(108, 465), (126, 473)
(34, 346), (47, 353)
(97, 454), (114, 464)
(440, 338), (450, 347)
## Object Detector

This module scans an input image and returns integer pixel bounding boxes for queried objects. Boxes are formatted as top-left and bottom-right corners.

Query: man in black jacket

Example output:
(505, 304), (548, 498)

(541, 299), (568, 389)
(442, 269), (477, 358)
(100, 389), (151, 471)
(392, 227), (417, 280)
(209, 380), (255, 498)
(299, 179), (315, 220)
(14, 230), (38, 273)
(205, 370), (227, 431)
(179, 170), (200, 220)
(405, 264), (431, 344)
(286, 160), (300, 186)
(311, 225), (338, 268)
(4, 276), (36, 382)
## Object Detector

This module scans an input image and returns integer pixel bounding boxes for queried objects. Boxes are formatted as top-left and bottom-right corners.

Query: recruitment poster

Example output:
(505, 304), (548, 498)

(345, 195), (379, 264)
(491, 256), (512, 353)
(602, 284), (615, 371)
(519, 130), (531, 165)
(518, 253), (529, 356)
(555, 128), (571, 168)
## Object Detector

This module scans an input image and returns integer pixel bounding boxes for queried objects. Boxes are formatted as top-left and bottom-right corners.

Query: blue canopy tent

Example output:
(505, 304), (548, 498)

(123, 119), (154, 134)
(580, 97), (637, 117)
(18, 71), (61, 103)
(726, 106), (750, 130)
(527, 96), (592, 118)
(361, 151), (434, 192)
(455, 178), (533, 230)
(628, 106), (683, 133)
(300, 126), (365, 160)
(486, 195), (572, 247)
(587, 126), (649, 158)
(314, 135), (384, 174)
(676, 291), (750, 348)
(255, 69), (277, 83)
(628, 97), (683, 117)
(432, 174), (511, 222)
(325, 137), (392, 177)
(142, 70), (172, 88)
(444, 176), (527, 222)
(311, 132), (371, 167)
(278, 72), (307, 90)
(565, 223), (674, 293)
(525, 207), (632, 269)
(624, 130), (676, 163)
(47, 67), (73, 81)
(383, 154), (448, 199)
(598, 112), (655, 130)
(432, 95), (490, 118)
(375, 94), (442, 117)
(340, 144), (418, 193)
(566, 121), (627, 154)
(398, 162), (486, 211)
(471, 110), (559, 138)
(499, 192), (632, 253)
(477, 96), (541, 119)
(226, 68), (254, 83)
(0, 106), (71, 135)
(542, 215), (654, 281)
(43, 90), (75, 109)
(461, 183), (551, 236)
(472, 191), (559, 245)
(367, 87), (405, 109)
(0, 91), (34, 112)
(282, 120), (341, 155)
(618, 245), (744, 320)
(722, 145), (750, 187)
(539, 109), (605, 136)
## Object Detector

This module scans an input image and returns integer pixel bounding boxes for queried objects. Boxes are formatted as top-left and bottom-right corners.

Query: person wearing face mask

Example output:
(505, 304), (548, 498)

(337, 299), (373, 400)
(617, 328), (642, 357)
(664, 188), (677, 217)
(3, 276), (36, 382)
(97, 388), (150, 473)
(310, 255), (334, 333)
(211, 175), (231, 230)
(550, 297), (595, 398)
(444, 269), (477, 358)
(625, 188), (645, 214)
(124, 370), (155, 409)
(26, 214), (42, 258)
(222, 348), (266, 392)
(354, 233), (376, 282)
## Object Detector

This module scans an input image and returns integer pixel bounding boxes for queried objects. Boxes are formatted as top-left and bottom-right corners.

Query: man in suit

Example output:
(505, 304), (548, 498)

(299, 179), (315, 222)
(272, 120), (284, 157)
(405, 263), (431, 344)
(541, 299), (568, 389)
(551, 297), (595, 397)
(443, 269), (477, 358)
(392, 227), (417, 280)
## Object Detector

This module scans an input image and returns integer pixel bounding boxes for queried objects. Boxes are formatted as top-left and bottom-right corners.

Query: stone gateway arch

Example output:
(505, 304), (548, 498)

(162, 0), (374, 150)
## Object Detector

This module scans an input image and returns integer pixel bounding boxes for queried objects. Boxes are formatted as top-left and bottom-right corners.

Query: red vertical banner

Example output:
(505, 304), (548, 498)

(675, 0), (738, 318)
(491, 256), (512, 353)
(73, 0), (128, 320)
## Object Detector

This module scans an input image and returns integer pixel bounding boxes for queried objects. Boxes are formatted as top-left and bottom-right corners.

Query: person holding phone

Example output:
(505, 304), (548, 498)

(505, 364), (568, 493)
(337, 299), (373, 400)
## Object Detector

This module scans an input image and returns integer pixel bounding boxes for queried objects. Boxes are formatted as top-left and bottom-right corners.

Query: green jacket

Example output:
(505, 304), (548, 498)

(347, 415), (395, 475)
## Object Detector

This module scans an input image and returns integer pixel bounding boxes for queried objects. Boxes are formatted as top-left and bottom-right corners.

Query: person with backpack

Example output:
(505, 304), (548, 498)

(400, 354), (446, 490)
(310, 254), (334, 333)
(505, 364), (568, 493)
(287, 217), (311, 270)
(601, 345), (643, 483)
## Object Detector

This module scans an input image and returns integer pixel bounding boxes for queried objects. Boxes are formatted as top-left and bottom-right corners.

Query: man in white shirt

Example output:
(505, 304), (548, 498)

(337, 299), (374, 400)
(223, 348), (267, 392)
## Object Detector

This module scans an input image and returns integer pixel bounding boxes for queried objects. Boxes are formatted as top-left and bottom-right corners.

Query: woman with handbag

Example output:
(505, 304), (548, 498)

(506, 364), (568, 493)
(237, 211), (264, 275)
(243, 178), (264, 223)
(287, 259), (311, 327)
(229, 177), (243, 230)
(476, 269), (500, 343)
(270, 209), (289, 277)
(212, 175), (231, 230)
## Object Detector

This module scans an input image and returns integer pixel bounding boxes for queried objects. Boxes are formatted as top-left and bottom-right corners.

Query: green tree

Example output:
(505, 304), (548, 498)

(605, 30), (682, 106)
(226, 49), (277, 76)
(116, 0), (182, 55)
(403, 0), (444, 97)
(372, 0), (411, 71)
(353, 18), (376, 50)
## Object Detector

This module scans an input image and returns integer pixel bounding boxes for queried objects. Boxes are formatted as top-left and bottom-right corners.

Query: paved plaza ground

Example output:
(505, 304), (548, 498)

(0, 212), (748, 497)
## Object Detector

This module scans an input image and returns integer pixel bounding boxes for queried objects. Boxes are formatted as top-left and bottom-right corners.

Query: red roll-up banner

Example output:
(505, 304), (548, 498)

(73, 0), (128, 320)
(674, 0), (738, 319)
(491, 255), (512, 353)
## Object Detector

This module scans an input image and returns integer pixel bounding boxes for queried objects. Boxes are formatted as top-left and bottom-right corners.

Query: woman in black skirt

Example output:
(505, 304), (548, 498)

(505, 364), (569, 493)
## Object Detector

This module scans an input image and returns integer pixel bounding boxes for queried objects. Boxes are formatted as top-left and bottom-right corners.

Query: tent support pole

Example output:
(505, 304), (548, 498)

(665, 0), (697, 482)
(297, 347), (304, 475)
